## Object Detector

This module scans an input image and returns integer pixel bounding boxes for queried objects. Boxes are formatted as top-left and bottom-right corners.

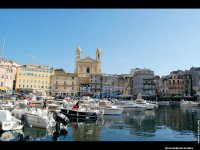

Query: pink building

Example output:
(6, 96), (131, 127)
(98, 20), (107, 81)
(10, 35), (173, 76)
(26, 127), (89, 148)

(0, 58), (20, 93)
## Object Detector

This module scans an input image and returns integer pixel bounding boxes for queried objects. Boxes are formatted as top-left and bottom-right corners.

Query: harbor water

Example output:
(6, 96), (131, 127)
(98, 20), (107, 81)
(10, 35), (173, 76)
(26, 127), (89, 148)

(1, 105), (199, 141)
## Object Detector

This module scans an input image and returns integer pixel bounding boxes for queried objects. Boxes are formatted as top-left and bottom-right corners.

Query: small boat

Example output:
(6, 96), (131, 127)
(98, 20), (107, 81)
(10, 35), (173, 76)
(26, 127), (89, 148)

(98, 100), (124, 115)
(180, 100), (198, 107)
(12, 108), (56, 129)
(0, 110), (23, 131)
(134, 94), (155, 110)
(158, 101), (170, 106)
(28, 100), (44, 108)
(0, 101), (15, 110)
(60, 108), (99, 120)
(18, 100), (29, 107)
(115, 100), (146, 109)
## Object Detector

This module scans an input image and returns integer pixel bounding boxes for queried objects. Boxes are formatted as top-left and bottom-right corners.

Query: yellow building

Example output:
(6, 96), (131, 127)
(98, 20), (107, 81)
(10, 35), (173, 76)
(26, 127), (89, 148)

(50, 69), (78, 96)
(74, 47), (102, 96)
(15, 65), (54, 93)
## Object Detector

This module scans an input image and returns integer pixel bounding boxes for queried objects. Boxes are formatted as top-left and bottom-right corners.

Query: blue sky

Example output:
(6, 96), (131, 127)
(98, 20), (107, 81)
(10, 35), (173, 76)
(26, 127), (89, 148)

(0, 9), (199, 76)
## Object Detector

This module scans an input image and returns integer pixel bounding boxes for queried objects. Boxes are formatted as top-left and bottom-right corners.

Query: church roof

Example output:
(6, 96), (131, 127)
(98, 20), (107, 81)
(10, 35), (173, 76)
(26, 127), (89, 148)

(79, 57), (97, 63)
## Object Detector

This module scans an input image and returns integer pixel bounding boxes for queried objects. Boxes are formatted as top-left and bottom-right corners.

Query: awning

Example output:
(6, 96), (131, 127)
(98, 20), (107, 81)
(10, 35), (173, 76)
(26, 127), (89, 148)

(0, 87), (9, 91)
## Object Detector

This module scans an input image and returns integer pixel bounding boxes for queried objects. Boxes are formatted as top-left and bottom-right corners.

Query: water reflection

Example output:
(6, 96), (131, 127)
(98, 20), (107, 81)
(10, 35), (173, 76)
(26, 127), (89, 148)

(69, 119), (100, 141)
(0, 129), (23, 141)
(1, 106), (198, 141)
(123, 109), (156, 137)
(156, 106), (199, 137)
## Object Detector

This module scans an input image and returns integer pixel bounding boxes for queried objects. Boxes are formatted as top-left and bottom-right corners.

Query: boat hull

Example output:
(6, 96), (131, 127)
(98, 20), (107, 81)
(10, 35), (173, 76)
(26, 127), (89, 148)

(103, 108), (124, 115)
(12, 109), (55, 129)
(60, 109), (98, 120)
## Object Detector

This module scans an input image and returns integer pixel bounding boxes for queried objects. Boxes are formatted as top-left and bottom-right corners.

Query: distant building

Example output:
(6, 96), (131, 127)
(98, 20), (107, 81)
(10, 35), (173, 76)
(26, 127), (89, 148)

(74, 47), (102, 96)
(168, 71), (184, 96)
(132, 68), (155, 97)
(153, 75), (162, 96)
(101, 74), (124, 98)
(15, 64), (54, 95)
(159, 75), (169, 95)
(90, 74), (102, 97)
(189, 67), (200, 92)
(0, 58), (20, 93)
(50, 69), (78, 96)
(120, 74), (132, 95)
(182, 74), (192, 96)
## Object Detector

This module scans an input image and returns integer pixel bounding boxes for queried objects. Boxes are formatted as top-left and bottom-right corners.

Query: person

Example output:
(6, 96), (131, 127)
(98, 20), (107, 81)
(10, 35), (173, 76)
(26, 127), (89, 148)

(43, 99), (47, 108)
(72, 102), (79, 110)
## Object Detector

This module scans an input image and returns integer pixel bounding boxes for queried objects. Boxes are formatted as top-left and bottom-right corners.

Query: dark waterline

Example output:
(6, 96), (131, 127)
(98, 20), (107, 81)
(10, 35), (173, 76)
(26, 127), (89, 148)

(1, 105), (199, 141)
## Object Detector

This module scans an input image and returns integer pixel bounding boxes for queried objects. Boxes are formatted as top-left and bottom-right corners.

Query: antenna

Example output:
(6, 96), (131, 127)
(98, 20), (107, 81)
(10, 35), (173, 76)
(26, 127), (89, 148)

(1, 34), (6, 59)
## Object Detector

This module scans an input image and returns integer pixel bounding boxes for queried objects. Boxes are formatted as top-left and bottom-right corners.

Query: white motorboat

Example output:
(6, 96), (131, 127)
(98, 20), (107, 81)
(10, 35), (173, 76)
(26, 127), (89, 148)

(180, 100), (198, 107)
(0, 110), (23, 131)
(28, 100), (44, 108)
(115, 100), (146, 109)
(18, 100), (29, 107)
(134, 94), (155, 110)
(98, 100), (124, 115)
(12, 108), (56, 129)
(0, 101), (15, 110)
(158, 101), (170, 106)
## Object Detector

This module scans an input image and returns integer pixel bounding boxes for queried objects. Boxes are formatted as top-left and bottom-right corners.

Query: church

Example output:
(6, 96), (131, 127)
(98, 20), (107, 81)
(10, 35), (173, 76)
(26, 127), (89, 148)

(74, 47), (102, 96)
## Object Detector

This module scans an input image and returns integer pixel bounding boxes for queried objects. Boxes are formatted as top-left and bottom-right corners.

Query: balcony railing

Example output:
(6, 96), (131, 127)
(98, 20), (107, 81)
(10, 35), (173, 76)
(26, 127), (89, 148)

(54, 84), (74, 86)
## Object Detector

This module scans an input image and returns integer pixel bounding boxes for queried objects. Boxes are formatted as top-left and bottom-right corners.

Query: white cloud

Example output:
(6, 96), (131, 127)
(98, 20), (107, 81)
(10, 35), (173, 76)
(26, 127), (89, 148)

(29, 54), (36, 60)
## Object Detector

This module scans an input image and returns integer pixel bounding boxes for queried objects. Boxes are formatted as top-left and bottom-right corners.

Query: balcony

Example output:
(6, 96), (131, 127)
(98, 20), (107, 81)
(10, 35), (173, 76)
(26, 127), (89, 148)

(54, 84), (74, 86)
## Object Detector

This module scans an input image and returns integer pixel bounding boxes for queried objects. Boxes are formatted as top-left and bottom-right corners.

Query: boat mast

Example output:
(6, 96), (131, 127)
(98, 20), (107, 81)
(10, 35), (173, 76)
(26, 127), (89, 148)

(1, 34), (5, 59)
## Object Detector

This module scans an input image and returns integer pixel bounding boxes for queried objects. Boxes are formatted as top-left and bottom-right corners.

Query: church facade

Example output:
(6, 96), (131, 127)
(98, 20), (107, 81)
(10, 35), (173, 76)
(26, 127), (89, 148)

(74, 47), (102, 96)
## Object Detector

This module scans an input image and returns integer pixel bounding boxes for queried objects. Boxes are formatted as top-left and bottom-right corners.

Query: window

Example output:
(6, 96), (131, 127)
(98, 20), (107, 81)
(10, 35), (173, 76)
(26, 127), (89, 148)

(86, 67), (90, 73)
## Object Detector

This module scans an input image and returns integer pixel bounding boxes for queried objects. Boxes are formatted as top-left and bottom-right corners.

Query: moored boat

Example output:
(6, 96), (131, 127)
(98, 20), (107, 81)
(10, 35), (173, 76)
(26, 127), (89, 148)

(180, 99), (198, 107)
(0, 110), (23, 131)
(12, 108), (56, 129)
(98, 100), (124, 115)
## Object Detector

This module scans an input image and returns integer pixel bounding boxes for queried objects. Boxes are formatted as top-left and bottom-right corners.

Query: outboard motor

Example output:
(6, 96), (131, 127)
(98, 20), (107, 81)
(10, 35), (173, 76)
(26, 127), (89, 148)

(21, 114), (32, 128)
(53, 112), (69, 126)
